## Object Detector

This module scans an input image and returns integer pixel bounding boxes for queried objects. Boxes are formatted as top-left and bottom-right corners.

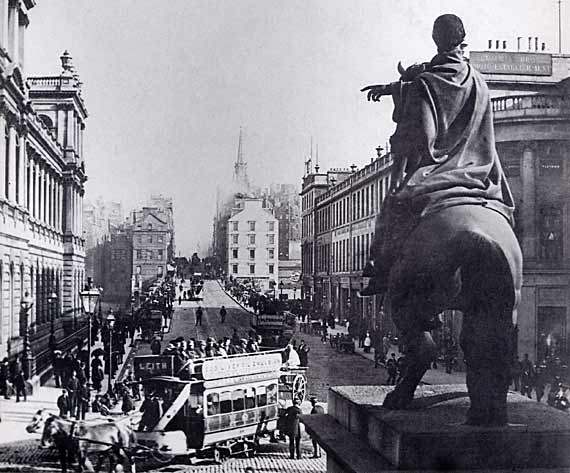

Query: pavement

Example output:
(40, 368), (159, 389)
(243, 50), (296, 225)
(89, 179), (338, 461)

(0, 323), (139, 447)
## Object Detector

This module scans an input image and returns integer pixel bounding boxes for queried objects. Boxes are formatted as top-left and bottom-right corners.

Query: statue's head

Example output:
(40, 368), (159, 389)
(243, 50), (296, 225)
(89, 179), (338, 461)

(432, 14), (465, 52)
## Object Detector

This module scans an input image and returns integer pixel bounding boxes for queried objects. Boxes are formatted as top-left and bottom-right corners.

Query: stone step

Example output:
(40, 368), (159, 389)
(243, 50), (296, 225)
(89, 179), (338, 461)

(328, 384), (570, 470)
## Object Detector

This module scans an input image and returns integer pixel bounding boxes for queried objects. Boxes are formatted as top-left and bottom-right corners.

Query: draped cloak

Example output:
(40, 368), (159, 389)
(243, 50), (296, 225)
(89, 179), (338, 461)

(371, 50), (515, 287)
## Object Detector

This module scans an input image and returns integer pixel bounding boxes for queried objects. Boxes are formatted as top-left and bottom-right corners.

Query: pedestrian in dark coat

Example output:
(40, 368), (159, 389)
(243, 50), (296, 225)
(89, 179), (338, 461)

(150, 337), (162, 355)
(57, 389), (71, 418)
(14, 371), (27, 402)
(66, 370), (81, 418)
(195, 307), (203, 326)
(386, 354), (398, 385)
(122, 391), (134, 415)
(298, 341), (310, 367)
(220, 306), (227, 324)
(0, 358), (9, 399)
(284, 399), (303, 459)
(309, 397), (324, 457)
(77, 384), (90, 420)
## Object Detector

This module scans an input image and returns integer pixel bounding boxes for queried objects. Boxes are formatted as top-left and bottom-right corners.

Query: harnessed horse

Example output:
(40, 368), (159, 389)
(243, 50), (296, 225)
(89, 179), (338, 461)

(26, 409), (137, 473)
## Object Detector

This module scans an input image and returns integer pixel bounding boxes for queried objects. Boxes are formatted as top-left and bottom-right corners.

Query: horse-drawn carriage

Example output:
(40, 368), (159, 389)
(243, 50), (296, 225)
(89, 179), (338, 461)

(139, 309), (164, 342)
(278, 366), (307, 403)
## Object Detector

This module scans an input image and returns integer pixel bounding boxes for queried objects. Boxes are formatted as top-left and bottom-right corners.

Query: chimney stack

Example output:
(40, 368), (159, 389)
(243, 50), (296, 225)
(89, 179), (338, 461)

(542, 42), (546, 51)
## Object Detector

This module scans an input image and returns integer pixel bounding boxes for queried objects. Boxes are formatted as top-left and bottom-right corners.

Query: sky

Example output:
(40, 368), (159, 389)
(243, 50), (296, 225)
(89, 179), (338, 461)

(25, 0), (567, 255)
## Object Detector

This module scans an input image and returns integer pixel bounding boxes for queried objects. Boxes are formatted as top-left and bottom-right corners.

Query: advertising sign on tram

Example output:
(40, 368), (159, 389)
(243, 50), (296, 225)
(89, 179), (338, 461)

(201, 352), (283, 381)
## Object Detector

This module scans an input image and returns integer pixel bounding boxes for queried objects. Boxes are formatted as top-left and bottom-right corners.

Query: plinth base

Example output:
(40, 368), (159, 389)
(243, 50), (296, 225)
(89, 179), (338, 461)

(302, 385), (570, 472)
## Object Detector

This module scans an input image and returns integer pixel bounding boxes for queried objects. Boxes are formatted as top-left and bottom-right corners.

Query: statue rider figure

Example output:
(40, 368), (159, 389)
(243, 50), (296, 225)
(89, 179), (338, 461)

(361, 14), (522, 426)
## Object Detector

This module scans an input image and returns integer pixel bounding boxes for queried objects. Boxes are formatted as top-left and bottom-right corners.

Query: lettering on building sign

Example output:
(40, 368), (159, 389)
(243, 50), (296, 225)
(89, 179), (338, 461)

(469, 51), (552, 76)
(257, 314), (285, 326)
(202, 353), (283, 380)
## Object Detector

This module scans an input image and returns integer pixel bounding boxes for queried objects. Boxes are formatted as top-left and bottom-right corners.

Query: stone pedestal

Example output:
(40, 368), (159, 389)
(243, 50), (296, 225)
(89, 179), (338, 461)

(302, 385), (570, 473)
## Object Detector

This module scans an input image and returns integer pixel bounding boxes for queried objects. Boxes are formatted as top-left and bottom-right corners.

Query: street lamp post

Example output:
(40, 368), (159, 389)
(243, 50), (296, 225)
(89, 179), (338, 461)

(80, 278), (101, 387)
(293, 286), (297, 300)
(20, 292), (34, 380)
(106, 310), (116, 394)
(47, 291), (58, 352)
(279, 281), (284, 299)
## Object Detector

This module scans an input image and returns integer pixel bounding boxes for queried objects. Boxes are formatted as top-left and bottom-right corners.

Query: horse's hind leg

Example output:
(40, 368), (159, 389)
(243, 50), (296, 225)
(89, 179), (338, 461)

(460, 241), (516, 426)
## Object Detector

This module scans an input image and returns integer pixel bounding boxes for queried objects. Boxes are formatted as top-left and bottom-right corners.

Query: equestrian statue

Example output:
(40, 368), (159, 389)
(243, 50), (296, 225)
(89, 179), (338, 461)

(360, 14), (522, 426)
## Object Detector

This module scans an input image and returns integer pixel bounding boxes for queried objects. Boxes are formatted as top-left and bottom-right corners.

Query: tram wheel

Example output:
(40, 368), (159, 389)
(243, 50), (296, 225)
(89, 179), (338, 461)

(213, 448), (222, 463)
(292, 374), (307, 403)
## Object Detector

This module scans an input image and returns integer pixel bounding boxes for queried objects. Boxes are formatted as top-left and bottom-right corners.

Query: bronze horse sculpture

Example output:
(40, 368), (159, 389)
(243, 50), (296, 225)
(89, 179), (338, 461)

(26, 409), (137, 473)
(361, 14), (522, 426)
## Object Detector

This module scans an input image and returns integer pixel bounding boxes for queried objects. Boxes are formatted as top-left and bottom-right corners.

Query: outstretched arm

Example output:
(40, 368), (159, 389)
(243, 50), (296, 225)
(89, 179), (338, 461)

(360, 83), (393, 102)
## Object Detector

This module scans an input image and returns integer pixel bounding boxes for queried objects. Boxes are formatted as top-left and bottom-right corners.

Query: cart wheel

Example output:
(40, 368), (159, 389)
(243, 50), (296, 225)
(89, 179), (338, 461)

(213, 448), (222, 463)
(292, 374), (307, 403)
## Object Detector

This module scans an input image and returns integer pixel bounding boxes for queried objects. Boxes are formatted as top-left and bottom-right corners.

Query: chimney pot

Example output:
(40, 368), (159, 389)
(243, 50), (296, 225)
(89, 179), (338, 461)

(517, 36), (522, 51)
(503, 40), (507, 50)
(488, 39), (493, 49)
(528, 37), (532, 51)
(535, 37), (539, 51)
(496, 40), (500, 49)
(542, 42), (546, 51)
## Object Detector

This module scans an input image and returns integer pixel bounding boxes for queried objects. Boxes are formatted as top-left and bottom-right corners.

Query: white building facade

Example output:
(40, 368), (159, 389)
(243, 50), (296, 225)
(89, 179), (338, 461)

(227, 199), (278, 292)
(0, 1), (87, 382)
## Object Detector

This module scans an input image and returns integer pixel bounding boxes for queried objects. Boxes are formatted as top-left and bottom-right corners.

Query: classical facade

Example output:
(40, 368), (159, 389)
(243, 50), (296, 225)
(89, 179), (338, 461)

(0, 1), (87, 380)
(470, 48), (570, 362)
(301, 150), (393, 333)
(227, 198), (278, 291)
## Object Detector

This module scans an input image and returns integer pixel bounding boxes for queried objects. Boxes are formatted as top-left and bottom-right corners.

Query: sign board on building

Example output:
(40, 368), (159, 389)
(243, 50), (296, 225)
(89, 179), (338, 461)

(470, 51), (552, 76)
(133, 355), (175, 379)
(201, 353), (283, 380)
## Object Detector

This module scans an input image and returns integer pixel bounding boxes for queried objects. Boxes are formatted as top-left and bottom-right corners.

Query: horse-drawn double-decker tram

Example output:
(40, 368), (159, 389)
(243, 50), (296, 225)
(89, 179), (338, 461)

(133, 349), (283, 461)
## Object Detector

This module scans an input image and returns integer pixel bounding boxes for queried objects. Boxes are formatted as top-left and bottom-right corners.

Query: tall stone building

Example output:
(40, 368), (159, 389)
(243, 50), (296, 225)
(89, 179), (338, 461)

(470, 45), (570, 362)
(0, 1), (87, 381)
(227, 198), (278, 291)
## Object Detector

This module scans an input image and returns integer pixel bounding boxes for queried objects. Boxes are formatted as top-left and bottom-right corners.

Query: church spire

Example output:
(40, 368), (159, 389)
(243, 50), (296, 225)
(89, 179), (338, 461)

(233, 127), (250, 192)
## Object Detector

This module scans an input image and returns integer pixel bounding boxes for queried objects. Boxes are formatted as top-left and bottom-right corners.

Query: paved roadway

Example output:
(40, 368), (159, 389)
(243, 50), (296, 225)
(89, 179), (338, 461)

(0, 280), (388, 472)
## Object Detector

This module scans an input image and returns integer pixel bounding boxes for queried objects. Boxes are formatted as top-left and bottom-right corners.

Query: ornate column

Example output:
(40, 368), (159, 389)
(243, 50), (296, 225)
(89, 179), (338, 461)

(33, 159), (40, 220)
(17, 131), (25, 207)
(7, 122), (16, 202)
(521, 146), (537, 259)
(0, 111), (6, 199)
(40, 164), (45, 224)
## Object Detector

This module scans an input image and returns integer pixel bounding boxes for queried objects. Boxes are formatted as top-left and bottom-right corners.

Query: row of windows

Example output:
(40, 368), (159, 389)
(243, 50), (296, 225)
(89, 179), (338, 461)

(135, 249), (164, 260)
(231, 263), (275, 275)
(206, 384), (278, 416)
(136, 234), (164, 244)
(135, 265), (164, 276)
(230, 234), (275, 245)
(301, 175), (391, 239)
(315, 233), (373, 274)
(231, 221), (275, 232)
(231, 248), (275, 260)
